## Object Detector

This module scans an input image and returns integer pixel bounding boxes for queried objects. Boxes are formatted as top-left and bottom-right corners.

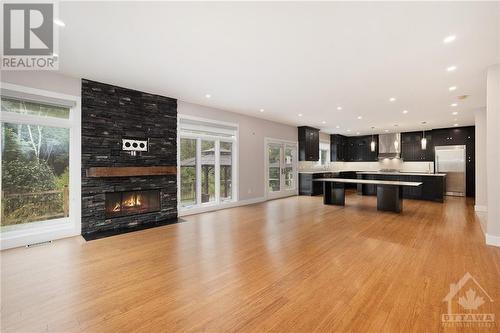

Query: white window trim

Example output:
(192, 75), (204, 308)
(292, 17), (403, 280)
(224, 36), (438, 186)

(177, 114), (239, 213)
(0, 83), (81, 250)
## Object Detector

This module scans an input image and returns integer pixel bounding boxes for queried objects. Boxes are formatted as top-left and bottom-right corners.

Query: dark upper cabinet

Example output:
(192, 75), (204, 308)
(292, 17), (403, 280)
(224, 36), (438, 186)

(344, 135), (378, 162)
(330, 134), (347, 161)
(401, 131), (433, 161)
(298, 126), (320, 161)
(331, 134), (378, 162)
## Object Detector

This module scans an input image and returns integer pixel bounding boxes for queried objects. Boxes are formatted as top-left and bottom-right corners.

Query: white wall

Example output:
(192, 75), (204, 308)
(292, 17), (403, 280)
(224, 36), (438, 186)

(475, 108), (488, 213)
(1, 71), (81, 96)
(486, 64), (500, 246)
(177, 101), (297, 201)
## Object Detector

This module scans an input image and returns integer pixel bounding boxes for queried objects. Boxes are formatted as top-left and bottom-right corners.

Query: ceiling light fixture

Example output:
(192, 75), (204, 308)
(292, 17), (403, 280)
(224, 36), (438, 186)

(356, 132), (360, 135)
(347, 129), (351, 132)
(449, 86), (457, 91)
(205, 94), (211, 99)
(447, 66), (457, 72)
(384, 129), (389, 133)
(452, 111), (458, 115)
(389, 97), (396, 102)
(357, 116), (362, 120)
(454, 123), (459, 127)
(402, 110), (408, 114)
(54, 19), (65, 27)
(298, 113), (303, 117)
(322, 121), (326, 124)
(421, 121), (427, 150)
(337, 106), (342, 111)
(450, 103), (458, 107)
(259, 109), (264, 112)
(443, 35), (456, 44)
(336, 125), (340, 129)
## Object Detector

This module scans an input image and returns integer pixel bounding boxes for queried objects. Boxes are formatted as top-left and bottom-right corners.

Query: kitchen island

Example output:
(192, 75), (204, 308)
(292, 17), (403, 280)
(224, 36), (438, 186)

(356, 171), (446, 202)
(314, 178), (422, 213)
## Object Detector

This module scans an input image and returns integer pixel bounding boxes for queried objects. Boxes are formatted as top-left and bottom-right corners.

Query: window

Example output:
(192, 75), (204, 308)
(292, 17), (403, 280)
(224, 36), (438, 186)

(178, 116), (237, 211)
(0, 84), (80, 249)
(318, 142), (330, 165)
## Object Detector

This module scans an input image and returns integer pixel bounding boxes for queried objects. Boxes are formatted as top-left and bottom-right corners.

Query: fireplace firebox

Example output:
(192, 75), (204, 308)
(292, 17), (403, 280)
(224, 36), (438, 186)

(105, 190), (160, 218)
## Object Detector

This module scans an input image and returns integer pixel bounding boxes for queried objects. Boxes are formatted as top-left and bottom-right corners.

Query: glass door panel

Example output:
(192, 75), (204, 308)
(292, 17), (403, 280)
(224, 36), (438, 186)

(180, 138), (197, 207)
(267, 142), (297, 199)
(268, 144), (281, 192)
(219, 141), (233, 202)
(201, 140), (215, 203)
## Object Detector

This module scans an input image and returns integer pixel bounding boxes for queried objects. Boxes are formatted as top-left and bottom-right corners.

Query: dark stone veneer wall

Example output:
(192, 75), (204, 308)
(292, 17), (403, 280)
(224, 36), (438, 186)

(81, 79), (177, 237)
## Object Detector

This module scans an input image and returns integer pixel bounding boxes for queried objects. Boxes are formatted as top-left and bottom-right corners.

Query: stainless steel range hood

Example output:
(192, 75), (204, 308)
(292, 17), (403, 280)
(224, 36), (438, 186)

(378, 133), (401, 159)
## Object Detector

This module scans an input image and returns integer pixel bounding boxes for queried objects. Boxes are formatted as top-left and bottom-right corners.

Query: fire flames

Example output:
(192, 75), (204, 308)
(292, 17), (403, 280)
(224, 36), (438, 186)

(111, 194), (143, 212)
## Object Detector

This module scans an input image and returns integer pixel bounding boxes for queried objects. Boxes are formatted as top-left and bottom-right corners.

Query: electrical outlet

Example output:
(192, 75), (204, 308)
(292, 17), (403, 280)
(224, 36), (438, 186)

(122, 138), (148, 152)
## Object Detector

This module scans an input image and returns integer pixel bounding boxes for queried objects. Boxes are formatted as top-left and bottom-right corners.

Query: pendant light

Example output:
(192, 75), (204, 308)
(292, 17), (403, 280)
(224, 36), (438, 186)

(370, 127), (376, 152)
(421, 121), (427, 150)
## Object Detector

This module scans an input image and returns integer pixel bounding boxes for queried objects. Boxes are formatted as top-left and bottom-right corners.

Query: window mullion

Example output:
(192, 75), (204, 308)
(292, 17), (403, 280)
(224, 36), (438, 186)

(215, 140), (221, 204)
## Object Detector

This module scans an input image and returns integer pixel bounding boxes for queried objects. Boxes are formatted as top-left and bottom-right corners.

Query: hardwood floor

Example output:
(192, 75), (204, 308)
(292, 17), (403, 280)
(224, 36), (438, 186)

(2, 192), (500, 332)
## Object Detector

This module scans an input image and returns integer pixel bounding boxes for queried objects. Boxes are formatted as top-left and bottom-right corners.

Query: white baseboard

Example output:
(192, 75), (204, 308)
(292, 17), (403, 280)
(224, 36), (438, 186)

(486, 234), (500, 247)
(179, 196), (266, 217)
(474, 205), (488, 212)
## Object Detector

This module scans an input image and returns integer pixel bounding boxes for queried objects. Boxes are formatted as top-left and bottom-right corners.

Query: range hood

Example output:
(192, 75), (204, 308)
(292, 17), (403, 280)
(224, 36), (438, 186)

(378, 133), (401, 159)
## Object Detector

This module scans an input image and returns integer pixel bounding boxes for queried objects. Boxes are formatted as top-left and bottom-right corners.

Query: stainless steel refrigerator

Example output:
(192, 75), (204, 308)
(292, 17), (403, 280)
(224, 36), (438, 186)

(435, 145), (466, 196)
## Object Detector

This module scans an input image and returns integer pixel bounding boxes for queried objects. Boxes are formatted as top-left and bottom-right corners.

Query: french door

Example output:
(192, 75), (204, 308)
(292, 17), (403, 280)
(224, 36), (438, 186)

(266, 139), (298, 200)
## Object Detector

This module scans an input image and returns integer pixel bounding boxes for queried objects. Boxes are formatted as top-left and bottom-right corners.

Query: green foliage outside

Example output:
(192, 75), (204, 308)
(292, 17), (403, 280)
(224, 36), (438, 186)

(1, 99), (70, 227)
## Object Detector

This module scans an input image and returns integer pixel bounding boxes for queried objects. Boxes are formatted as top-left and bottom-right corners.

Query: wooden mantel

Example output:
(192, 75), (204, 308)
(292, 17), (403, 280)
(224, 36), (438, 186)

(86, 166), (176, 178)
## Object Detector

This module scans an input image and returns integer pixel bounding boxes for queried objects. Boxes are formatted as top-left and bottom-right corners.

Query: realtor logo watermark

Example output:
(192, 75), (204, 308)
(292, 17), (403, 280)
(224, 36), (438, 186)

(2, 1), (59, 70)
(442, 272), (495, 328)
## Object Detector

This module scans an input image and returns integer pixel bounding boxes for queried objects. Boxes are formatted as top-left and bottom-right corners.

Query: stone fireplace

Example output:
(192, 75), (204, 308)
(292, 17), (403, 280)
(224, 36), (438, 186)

(81, 79), (178, 240)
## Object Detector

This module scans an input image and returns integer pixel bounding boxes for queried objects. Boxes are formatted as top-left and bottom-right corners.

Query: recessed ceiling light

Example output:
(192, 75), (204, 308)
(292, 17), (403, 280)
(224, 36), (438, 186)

(402, 110), (408, 114)
(321, 121), (326, 124)
(454, 123), (459, 127)
(449, 86), (457, 91)
(357, 116), (362, 120)
(389, 97), (396, 102)
(54, 19), (65, 27)
(205, 94), (211, 99)
(384, 129), (389, 132)
(450, 103), (458, 107)
(336, 125), (340, 129)
(447, 66), (457, 72)
(346, 129), (351, 132)
(452, 111), (458, 115)
(52, 53), (58, 57)
(259, 108), (264, 112)
(443, 35), (456, 44)
(337, 106), (342, 111)
(298, 113), (303, 117)
(356, 132), (360, 135)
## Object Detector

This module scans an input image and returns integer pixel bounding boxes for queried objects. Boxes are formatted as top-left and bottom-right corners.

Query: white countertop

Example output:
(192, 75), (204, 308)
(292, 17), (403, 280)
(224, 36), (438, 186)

(299, 170), (445, 176)
(313, 178), (423, 187)
(356, 171), (446, 177)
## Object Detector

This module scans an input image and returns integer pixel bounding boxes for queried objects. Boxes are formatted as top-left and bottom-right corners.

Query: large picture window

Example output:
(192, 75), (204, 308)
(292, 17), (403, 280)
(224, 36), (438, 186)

(0, 84), (80, 249)
(178, 116), (237, 211)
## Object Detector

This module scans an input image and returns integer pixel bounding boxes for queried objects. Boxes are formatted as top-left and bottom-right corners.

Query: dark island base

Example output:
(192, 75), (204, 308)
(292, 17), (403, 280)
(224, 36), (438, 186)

(324, 182), (405, 213)
(82, 217), (185, 241)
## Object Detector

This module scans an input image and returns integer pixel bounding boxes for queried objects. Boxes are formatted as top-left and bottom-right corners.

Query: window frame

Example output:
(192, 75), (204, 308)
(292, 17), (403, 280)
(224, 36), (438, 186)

(0, 83), (81, 250)
(177, 115), (238, 215)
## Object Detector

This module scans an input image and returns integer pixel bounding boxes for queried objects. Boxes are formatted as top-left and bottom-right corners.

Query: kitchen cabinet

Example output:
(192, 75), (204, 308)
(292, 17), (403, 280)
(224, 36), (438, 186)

(401, 131), (433, 161)
(330, 134), (347, 161)
(344, 135), (378, 162)
(298, 126), (320, 161)
(299, 172), (337, 196)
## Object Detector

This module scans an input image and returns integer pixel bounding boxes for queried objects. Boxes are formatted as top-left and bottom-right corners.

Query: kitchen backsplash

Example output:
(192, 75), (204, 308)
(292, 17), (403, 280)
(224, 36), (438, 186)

(299, 160), (435, 173)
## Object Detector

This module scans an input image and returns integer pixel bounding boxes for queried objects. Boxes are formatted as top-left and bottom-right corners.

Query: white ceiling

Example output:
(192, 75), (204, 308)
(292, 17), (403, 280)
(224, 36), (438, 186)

(59, 1), (499, 135)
